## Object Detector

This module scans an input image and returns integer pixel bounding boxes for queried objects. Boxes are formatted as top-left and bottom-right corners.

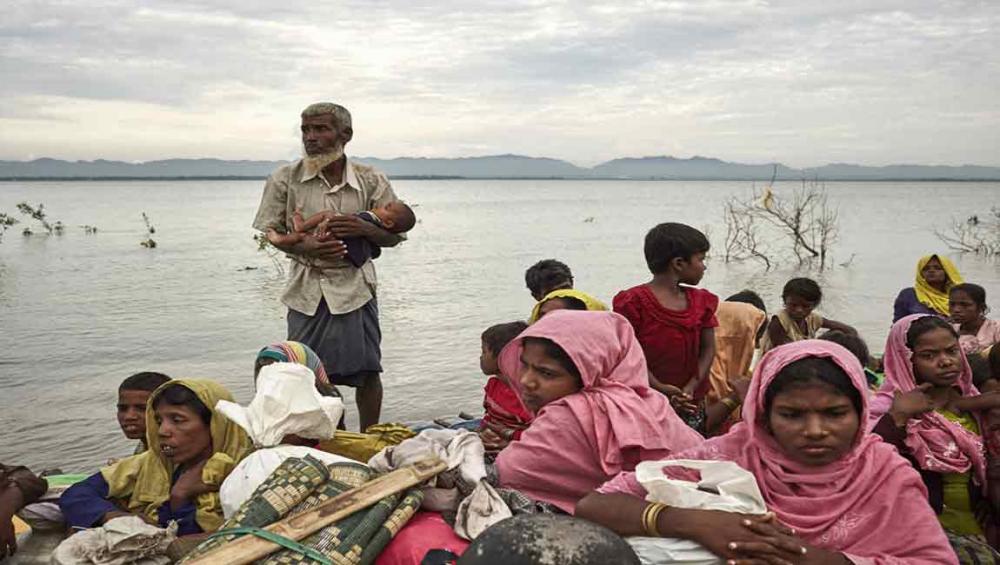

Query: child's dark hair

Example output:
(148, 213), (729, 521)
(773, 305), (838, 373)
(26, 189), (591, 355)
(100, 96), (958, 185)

(950, 283), (988, 312)
(542, 296), (588, 312)
(782, 278), (822, 304)
(764, 357), (863, 419)
(482, 321), (529, 354)
(152, 383), (212, 425)
(522, 336), (582, 384)
(643, 223), (710, 275)
(905, 315), (959, 350)
(726, 290), (766, 314)
(968, 354), (992, 389)
(525, 260), (574, 299)
(818, 331), (870, 368)
(120, 371), (172, 393)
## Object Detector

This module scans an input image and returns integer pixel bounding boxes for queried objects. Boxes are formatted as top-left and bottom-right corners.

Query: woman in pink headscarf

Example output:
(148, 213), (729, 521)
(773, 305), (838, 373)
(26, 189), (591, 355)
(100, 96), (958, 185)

(577, 340), (956, 564)
(494, 310), (703, 513)
(869, 314), (1000, 562)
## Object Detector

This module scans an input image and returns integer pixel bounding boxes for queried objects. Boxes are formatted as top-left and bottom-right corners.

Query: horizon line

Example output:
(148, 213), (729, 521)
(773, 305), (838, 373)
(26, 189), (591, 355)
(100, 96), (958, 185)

(3, 154), (1000, 170)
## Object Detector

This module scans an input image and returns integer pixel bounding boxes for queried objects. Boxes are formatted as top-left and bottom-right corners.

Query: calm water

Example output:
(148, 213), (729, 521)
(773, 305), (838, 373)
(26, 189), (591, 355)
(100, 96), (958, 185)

(1, 179), (998, 471)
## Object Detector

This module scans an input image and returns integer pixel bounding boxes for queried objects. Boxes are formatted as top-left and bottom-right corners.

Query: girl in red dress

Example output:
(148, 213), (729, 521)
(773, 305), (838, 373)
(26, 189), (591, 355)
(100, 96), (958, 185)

(613, 223), (718, 412)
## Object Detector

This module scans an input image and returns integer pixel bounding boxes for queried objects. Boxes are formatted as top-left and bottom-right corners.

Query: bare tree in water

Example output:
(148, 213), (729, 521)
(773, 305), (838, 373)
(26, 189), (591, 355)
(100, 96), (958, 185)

(16, 202), (62, 236)
(936, 207), (1000, 257)
(140, 212), (157, 248)
(722, 171), (839, 270)
(253, 232), (285, 274)
(0, 212), (16, 243)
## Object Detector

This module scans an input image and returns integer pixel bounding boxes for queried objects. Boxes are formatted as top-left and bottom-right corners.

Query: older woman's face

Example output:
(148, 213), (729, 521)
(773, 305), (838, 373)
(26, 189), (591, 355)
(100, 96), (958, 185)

(518, 340), (583, 412)
(921, 257), (947, 286)
(767, 382), (859, 467)
(155, 403), (213, 467)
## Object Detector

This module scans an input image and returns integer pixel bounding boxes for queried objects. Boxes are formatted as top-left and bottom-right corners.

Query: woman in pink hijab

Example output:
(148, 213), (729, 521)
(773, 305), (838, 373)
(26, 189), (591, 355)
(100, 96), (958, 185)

(577, 340), (956, 564)
(869, 314), (1000, 562)
(494, 310), (703, 513)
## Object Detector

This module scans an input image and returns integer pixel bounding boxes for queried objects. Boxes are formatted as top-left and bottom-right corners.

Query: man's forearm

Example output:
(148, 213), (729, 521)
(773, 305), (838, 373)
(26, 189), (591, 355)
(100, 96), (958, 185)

(367, 226), (403, 248)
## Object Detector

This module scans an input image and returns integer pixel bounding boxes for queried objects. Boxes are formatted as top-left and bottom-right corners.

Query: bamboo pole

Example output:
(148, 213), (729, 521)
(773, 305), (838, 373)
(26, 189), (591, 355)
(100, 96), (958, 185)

(184, 457), (447, 565)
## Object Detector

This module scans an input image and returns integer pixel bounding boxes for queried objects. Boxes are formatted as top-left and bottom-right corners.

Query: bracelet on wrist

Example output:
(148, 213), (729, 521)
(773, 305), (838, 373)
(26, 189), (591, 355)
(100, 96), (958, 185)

(641, 502), (667, 537)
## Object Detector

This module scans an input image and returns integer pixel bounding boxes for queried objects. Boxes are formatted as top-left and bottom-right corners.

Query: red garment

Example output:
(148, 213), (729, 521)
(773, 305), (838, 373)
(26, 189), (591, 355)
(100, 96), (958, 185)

(375, 511), (470, 565)
(613, 284), (718, 398)
(480, 376), (533, 441)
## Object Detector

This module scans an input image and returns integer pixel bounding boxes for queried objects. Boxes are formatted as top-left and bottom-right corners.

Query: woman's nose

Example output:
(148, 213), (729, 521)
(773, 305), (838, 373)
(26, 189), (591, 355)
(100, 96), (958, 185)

(803, 415), (826, 437)
(520, 370), (537, 390)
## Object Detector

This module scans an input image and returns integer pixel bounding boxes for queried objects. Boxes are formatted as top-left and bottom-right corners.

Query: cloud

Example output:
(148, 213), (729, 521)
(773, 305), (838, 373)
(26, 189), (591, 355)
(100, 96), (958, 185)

(1, 0), (997, 166)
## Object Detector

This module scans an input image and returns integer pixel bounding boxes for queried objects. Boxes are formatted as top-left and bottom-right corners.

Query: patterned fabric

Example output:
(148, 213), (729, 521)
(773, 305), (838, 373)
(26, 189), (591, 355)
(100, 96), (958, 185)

(183, 455), (331, 560)
(182, 456), (421, 565)
(258, 341), (332, 387)
(945, 531), (1000, 565)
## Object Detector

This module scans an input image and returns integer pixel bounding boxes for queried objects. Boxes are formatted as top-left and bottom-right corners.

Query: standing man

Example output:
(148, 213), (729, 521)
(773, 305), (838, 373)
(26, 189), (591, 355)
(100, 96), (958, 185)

(253, 102), (405, 431)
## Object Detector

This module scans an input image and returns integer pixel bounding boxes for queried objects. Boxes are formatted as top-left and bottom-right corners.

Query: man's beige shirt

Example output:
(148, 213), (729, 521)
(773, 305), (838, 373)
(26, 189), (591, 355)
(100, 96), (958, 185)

(253, 158), (401, 316)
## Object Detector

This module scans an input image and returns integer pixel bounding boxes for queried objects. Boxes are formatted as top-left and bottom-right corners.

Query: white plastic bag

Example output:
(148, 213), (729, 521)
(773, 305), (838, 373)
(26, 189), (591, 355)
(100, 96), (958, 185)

(627, 460), (767, 565)
(635, 459), (766, 514)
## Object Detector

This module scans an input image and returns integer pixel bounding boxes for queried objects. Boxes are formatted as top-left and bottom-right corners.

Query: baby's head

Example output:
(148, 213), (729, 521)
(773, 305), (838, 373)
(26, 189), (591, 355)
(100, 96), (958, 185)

(374, 200), (416, 233)
(781, 277), (822, 322)
(117, 371), (172, 443)
(481, 321), (529, 376)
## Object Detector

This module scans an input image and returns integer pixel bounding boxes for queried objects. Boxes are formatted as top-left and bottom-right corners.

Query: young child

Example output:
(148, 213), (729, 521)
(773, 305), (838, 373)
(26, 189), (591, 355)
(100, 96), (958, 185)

(819, 330), (881, 392)
(267, 200), (416, 267)
(950, 283), (1000, 356)
(478, 321), (532, 454)
(524, 259), (574, 301)
(613, 222), (718, 403)
(117, 371), (171, 454)
(759, 277), (857, 354)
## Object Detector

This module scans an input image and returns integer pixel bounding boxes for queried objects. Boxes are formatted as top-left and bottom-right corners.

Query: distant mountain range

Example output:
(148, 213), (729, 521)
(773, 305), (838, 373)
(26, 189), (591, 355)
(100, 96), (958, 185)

(1, 155), (998, 181)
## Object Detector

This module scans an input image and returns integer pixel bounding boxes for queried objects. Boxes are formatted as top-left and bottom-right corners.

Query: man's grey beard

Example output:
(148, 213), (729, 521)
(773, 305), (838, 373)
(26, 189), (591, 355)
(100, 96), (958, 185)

(302, 143), (345, 178)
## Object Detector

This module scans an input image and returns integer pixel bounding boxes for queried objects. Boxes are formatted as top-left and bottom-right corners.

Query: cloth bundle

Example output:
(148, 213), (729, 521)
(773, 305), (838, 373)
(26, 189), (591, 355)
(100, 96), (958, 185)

(319, 424), (417, 463)
(368, 429), (511, 539)
(51, 516), (177, 565)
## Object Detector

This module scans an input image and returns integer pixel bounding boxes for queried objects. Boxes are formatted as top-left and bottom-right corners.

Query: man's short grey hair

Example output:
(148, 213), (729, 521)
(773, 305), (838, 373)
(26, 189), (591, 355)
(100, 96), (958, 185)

(301, 102), (352, 132)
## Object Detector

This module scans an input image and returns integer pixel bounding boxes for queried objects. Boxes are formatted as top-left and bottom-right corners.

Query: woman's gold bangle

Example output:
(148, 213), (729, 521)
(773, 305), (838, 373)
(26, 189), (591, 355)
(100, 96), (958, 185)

(641, 502), (667, 537)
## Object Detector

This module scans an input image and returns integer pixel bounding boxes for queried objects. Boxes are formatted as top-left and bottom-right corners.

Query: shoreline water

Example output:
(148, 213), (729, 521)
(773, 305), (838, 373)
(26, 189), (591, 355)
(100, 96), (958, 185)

(3, 176), (1000, 182)
(1, 178), (998, 472)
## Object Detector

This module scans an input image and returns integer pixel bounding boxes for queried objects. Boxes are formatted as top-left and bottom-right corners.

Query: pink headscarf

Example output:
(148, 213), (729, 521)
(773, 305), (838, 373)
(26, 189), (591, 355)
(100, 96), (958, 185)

(494, 310), (703, 513)
(869, 314), (986, 486)
(602, 340), (955, 563)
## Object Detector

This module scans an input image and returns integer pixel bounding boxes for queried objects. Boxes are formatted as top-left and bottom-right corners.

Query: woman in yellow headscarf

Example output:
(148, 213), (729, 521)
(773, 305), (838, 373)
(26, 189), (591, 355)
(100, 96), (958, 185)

(60, 380), (251, 535)
(528, 288), (608, 324)
(893, 255), (963, 322)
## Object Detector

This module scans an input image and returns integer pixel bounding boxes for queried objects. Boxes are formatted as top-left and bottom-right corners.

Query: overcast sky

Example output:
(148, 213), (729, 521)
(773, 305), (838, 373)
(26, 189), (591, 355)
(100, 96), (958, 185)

(1, 0), (998, 167)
